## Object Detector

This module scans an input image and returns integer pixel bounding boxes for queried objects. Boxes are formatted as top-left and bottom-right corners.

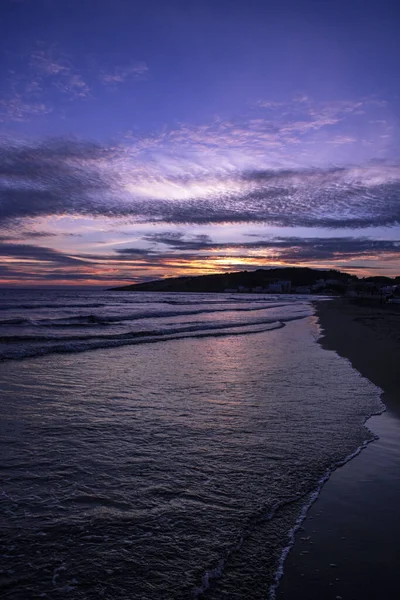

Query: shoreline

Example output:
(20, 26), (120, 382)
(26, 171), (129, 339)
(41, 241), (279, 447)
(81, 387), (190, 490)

(314, 298), (400, 402)
(276, 298), (400, 600)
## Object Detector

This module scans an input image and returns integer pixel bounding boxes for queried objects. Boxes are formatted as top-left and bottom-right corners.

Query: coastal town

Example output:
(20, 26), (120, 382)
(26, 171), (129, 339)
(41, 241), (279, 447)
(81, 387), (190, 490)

(224, 278), (400, 300)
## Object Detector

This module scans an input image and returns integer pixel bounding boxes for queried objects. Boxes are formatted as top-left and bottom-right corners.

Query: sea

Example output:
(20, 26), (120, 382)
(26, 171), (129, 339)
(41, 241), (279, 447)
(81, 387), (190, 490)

(0, 289), (383, 599)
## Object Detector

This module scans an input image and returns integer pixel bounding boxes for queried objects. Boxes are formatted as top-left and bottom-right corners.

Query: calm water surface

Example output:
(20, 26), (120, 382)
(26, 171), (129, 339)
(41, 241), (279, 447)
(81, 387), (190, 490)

(0, 291), (382, 599)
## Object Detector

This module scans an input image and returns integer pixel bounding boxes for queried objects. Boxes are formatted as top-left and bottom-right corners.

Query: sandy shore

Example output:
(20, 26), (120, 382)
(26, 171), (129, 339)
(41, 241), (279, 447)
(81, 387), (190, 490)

(277, 298), (400, 600)
(315, 298), (400, 399)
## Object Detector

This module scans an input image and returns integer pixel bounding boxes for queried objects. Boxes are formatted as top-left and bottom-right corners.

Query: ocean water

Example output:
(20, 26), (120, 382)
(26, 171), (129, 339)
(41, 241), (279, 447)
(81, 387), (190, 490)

(0, 290), (312, 361)
(0, 290), (383, 599)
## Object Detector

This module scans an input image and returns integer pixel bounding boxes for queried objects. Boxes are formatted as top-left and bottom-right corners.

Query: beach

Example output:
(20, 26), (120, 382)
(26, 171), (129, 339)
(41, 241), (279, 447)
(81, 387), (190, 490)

(277, 298), (400, 600)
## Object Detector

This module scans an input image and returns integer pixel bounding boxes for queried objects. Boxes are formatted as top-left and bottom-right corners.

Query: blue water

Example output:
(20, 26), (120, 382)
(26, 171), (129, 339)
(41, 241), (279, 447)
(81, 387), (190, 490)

(0, 290), (383, 599)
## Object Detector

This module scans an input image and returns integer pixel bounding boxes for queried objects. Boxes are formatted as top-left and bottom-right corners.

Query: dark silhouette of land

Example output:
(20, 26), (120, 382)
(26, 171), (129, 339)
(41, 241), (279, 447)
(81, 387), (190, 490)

(110, 267), (399, 295)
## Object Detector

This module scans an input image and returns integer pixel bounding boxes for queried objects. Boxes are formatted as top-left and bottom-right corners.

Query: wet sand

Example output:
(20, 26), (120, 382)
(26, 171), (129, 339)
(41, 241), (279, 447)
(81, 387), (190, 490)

(277, 298), (400, 600)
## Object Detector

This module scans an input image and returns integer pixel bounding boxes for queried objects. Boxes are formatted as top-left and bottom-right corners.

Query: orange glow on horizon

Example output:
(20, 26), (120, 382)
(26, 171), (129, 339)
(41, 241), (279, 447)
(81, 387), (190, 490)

(1, 249), (398, 287)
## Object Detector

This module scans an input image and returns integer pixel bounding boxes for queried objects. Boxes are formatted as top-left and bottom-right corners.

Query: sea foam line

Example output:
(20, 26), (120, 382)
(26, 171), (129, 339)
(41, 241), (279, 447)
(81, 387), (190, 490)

(268, 400), (386, 600)
(268, 311), (386, 599)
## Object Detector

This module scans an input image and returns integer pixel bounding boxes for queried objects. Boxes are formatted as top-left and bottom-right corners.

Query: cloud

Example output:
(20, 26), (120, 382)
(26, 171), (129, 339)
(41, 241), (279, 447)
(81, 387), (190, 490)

(0, 230), (58, 241)
(0, 45), (92, 122)
(252, 237), (400, 262)
(99, 63), (148, 86)
(327, 136), (357, 145)
(0, 139), (116, 223)
(0, 241), (87, 265)
(53, 73), (91, 100)
(142, 231), (213, 250)
(22, 230), (58, 238)
(81, 235), (400, 268)
(114, 247), (155, 257)
(30, 47), (91, 100)
(135, 232), (400, 261)
(0, 240), (113, 284)
(122, 95), (394, 172)
(73, 235), (400, 285)
(1, 233), (399, 284)
(0, 95), (51, 122)
(1, 138), (400, 231)
(30, 49), (70, 77)
(0, 45), (150, 122)
(256, 97), (367, 126)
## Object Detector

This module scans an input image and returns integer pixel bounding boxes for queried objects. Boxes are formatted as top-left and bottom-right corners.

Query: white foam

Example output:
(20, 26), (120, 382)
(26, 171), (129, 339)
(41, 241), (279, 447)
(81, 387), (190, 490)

(268, 403), (386, 600)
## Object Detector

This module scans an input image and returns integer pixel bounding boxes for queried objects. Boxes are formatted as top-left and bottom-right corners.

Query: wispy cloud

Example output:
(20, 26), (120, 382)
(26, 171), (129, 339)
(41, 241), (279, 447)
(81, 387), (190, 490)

(0, 46), (91, 122)
(0, 241), (86, 265)
(30, 49), (71, 77)
(122, 96), (393, 167)
(29, 47), (91, 100)
(0, 94), (51, 122)
(0, 43), (151, 122)
(99, 62), (148, 86)
(139, 232), (400, 262)
(327, 136), (357, 145)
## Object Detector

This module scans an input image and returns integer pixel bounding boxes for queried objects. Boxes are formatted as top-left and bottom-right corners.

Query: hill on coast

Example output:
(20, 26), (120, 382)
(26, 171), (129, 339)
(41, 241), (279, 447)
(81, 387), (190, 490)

(110, 267), (379, 293)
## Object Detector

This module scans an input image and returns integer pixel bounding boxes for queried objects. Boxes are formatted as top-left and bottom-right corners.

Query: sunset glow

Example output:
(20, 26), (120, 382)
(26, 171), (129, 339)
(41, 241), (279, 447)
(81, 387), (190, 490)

(1, 0), (399, 285)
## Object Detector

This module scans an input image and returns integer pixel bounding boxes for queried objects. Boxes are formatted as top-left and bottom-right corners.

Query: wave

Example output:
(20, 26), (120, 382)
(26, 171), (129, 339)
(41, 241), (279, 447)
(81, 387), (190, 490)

(0, 304), (291, 328)
(0, 316), (292, 343)
(0, 320), (287, 361)
(0, 318), (34, 326)
(0, 302), (106, 311)
(161, 297), (283, 305)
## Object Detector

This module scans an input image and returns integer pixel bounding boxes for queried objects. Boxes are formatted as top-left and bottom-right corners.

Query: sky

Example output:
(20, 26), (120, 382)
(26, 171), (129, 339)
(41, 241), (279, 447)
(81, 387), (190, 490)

(0, 0), (400, 286)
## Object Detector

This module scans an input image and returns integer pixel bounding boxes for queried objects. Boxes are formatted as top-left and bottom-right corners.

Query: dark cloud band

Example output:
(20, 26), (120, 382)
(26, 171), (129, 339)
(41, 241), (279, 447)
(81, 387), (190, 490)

(1, 139), (400, 230)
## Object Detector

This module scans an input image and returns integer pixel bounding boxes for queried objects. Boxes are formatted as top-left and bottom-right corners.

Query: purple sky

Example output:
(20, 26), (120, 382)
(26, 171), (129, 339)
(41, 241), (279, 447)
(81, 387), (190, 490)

(1, 0), (400, 285)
